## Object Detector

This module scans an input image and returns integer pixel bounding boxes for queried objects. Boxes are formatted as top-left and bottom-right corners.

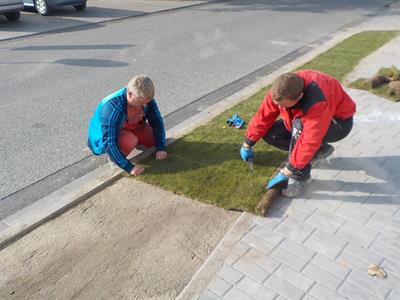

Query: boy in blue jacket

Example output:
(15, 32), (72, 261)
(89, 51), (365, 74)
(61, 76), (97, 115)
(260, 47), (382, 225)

(88, 75), (167, 176)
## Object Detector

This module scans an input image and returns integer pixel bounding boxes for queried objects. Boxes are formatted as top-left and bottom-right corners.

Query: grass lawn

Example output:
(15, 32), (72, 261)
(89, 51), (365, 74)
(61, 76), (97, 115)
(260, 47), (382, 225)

(349, 66), (400, 102)
(135, 30), (400, 214)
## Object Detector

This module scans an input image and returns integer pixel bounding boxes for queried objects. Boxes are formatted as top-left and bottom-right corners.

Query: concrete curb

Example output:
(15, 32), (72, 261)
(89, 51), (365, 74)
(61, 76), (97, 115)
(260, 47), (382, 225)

(1, 13), (397, 249)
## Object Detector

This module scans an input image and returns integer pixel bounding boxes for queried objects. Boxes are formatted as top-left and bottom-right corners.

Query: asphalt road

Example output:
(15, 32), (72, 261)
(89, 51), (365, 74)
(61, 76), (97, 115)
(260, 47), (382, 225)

(0, 0), (389, 218)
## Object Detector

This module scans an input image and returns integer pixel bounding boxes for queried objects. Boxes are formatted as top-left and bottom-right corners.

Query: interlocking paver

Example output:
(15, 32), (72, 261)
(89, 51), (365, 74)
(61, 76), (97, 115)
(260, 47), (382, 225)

(336, 226), (375, 248)
(274, 217), (315, 244)
(198, 290), (222, 300)
(346, 270), (392, 299)
(236, 277), (277, 300)
(222, 287), (252, 300)
(333, 170), (367, 183)
(366, 213), (400, 238)
(309, 283), (348, 300)
(311, 254), (350, 278)
(305, 210), (345, 234)
(250, 225), (284, 246)
(252, 216), (280, 231)
(217, 264), (244, 284)
(224, 251), (241, 266)
(311, 229), (348, 250)
(241, 233), (275, 255)
(302, 263), (343, 291)
(283, 216), (316, 233)
(274, 265), (314, 291)
(305, 177), (345, 194)
(232, 257), (270, 283)
(243, 248), (280, 273)
(375, 234), (400, 252)
(207, 276), (232, 297)
(393, 208), (400, 222)
(232, 241), (251, 255)
(0, 221), (7, 231)
(288, 197), (315, 211)
(336, 251), (367, 273)
(338, 282), (375, 300)
(225, 241), (250, 266)
(387, 289), (400, 300)
(365, 176), (398, 194)
(377, 268), (400, 292)
(303, 236), (342, 259)
(382, 257), (400, 278)
(283, 205), (314, 221)
(269, 246), (307, 271)
(344, 243), (384, 265)
(343, 219), (379, 237)
(306, 197), (342, 213)
(264, 274), (304, 300)
(279, 238), (315, 261)
(334, 203), (374, 224)
(381, 155), (400, 172)
(311, 169), (340, 180)
(369, 240), (400, 262)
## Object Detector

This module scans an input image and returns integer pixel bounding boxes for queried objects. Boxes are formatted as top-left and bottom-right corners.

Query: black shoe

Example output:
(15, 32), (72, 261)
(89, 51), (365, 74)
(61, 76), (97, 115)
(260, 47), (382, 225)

(311, 144), (334, 166)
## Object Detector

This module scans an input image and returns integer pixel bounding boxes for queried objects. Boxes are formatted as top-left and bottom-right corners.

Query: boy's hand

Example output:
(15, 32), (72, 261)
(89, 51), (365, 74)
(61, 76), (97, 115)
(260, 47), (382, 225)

(130, 165), (144, 176)
(156, 151), (168, 160)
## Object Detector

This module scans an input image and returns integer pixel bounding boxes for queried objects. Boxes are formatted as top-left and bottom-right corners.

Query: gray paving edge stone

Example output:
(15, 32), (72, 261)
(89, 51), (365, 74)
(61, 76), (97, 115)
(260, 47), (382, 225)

(0, 25), (372, 250)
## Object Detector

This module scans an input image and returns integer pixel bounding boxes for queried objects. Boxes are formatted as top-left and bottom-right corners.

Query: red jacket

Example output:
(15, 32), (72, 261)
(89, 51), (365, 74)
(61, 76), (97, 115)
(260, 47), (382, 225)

(245, 70), (356, 170)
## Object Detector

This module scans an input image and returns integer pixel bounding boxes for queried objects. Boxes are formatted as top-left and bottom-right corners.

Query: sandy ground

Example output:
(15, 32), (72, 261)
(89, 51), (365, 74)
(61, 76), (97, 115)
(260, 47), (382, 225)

(0, 179), (238, 300)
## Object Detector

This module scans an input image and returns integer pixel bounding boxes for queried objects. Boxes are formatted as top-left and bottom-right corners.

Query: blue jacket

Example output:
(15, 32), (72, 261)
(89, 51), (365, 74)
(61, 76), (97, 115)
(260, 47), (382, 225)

(87, 87), (166, 173)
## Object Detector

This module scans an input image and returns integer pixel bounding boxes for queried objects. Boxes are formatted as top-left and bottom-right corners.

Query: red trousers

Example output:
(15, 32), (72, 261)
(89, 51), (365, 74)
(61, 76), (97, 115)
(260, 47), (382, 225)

(118, 123), (155, 156)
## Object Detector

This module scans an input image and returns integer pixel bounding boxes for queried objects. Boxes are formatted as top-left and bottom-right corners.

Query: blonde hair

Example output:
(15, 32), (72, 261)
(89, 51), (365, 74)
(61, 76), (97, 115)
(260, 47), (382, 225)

(271, 72), (304, 102)
(127, 75), (155, 100)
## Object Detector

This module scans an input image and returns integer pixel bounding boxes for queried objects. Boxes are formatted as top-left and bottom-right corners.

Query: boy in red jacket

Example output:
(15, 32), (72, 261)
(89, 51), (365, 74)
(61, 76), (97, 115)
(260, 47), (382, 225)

(240, 70), (356, 197)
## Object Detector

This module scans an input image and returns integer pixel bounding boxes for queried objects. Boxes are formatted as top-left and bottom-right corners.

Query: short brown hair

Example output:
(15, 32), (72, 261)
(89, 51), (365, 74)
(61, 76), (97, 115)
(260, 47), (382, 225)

(271, 72), (304, 102)
(127, 75), (155, 100)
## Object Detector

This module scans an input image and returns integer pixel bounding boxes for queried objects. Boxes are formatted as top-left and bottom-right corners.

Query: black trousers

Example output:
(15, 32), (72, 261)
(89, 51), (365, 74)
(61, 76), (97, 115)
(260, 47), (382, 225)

(263, 117), (353, 176)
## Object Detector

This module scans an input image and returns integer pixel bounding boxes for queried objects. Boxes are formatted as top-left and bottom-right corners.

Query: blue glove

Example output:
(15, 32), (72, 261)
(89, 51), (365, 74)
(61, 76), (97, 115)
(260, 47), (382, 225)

(227, 114), (245, 129)
(233, 117), (245, 129)
(226, 114), (239, 126)
(266, 172), (288, 189)
(240, 146), (254, 161)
